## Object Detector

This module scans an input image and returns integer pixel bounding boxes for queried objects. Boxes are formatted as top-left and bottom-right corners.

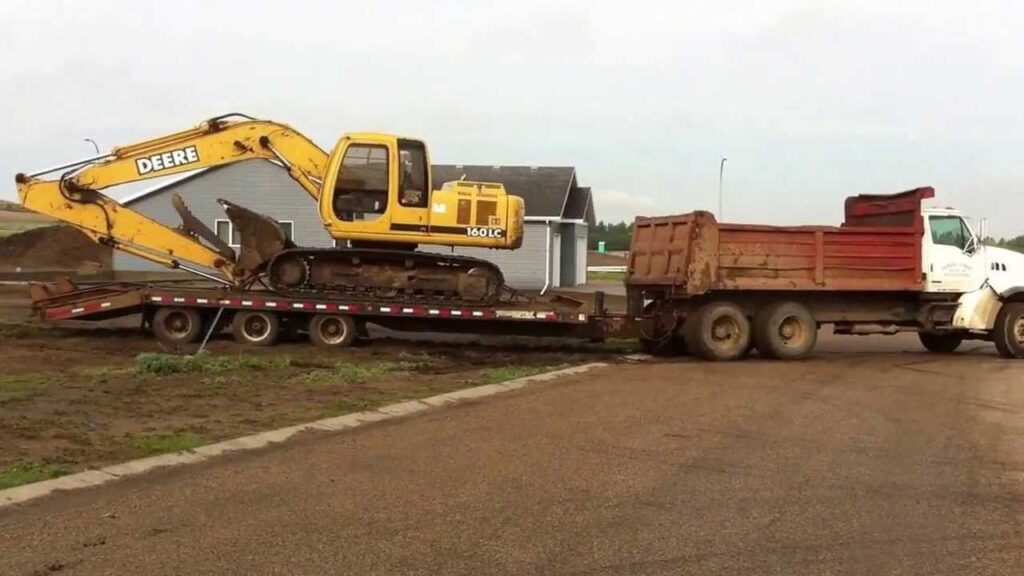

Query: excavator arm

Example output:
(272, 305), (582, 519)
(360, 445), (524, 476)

(15, 113), (329, 285)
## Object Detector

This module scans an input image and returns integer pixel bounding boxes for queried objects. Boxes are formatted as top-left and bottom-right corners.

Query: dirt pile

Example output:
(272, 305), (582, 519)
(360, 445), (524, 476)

(0, 225), (112, 271)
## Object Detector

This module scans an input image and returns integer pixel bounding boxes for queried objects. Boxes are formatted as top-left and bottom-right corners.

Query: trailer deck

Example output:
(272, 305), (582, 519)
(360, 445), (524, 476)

(29, 278), (648, 346)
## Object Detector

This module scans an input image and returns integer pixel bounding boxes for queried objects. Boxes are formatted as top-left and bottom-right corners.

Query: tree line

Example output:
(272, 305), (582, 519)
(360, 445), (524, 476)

(984, 235), (1024, 253)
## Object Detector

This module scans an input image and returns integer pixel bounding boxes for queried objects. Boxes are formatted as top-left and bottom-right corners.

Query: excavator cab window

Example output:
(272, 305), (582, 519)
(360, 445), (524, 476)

(398, 140), (429, 208)
(333, 144), (389, 222)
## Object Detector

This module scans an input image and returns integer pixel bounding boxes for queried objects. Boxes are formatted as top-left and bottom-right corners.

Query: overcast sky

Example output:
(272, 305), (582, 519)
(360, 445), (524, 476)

(3, 1), (1022, 237)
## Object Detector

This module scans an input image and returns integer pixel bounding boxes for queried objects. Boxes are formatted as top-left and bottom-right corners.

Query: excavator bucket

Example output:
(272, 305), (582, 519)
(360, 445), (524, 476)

(171, 193), (236, 262)
(218, 199), (294, 276)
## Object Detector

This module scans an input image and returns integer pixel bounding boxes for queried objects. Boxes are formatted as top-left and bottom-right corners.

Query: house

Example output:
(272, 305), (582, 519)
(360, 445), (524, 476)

(114, 160), (595, 288)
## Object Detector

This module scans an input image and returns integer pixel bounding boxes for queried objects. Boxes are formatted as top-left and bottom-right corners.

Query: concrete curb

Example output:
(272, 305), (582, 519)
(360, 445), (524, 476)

(0, 362), (607, 509)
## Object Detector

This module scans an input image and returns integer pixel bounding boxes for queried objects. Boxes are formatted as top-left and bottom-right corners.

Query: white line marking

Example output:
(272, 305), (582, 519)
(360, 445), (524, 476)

(100, 302), (112, 308)
(71, 307), (84, 314)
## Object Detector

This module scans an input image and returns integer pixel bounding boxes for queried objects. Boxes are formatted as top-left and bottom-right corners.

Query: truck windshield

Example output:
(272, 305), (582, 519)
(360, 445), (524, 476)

(929, 216), (969, 250)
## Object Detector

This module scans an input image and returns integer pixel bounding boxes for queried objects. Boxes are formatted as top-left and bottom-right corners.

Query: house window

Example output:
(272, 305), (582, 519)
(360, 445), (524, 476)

(214, 219), (294, 248)
(215, 219), (234, 247)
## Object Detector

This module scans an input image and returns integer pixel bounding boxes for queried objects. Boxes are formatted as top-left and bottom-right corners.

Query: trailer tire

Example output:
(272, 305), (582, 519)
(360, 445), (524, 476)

(753, 301), (817, 360)
(684, 302), (751, 361)
(993, 302), (1024, 359)
(231, 311), (280, 346)
(309, 314), (357, 348)
(152, 307), (203, 345)
(918, 332), (962, 354)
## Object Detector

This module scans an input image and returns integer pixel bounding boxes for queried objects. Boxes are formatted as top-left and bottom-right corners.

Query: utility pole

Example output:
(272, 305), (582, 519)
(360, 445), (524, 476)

(718, 157), (727, 220)
(84, 138), (99, 154)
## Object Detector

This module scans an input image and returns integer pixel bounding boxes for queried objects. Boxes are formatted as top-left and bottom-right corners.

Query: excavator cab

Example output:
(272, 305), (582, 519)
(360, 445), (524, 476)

(319, 134), (524, 250)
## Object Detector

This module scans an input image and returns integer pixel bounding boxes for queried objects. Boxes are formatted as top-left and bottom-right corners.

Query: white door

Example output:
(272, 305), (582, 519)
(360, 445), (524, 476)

(925, 214), (985, 293)
(551, 232), (561, 288)
(575, 235), (587, 286)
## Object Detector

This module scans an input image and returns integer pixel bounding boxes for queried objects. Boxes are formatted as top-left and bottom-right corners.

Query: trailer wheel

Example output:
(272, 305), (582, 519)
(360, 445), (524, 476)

(918, 332), (963, 354)
(152, 307), (203, 345)
(753, 301), (817, 360)
(231, 311), (280, 346)
(684, 302), (751, 361)
(993, 302), (1024, 359)
(309, 314), (357, 348)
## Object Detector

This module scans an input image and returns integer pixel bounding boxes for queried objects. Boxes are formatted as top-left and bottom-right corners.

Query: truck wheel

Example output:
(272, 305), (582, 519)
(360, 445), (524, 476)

(309, 314), (357, 348)
(152, 307), (203, 345)
(993, 302), (1024, 359)
(918, 332), (963, 354)
(231, 311), (280, 346)
(684, 302), (751, 361)
(753, 301), (817, 360)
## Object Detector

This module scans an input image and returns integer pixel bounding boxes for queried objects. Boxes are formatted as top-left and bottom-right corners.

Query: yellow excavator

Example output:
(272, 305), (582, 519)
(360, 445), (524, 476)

(16, 113), (525, 302)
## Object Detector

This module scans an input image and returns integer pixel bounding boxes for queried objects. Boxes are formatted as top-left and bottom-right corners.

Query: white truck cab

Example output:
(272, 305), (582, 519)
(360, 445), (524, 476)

(919, 206), (1024, 357)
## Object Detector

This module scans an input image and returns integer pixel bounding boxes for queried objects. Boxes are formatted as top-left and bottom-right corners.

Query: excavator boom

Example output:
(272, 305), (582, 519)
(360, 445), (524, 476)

(16, 114), (328, 285)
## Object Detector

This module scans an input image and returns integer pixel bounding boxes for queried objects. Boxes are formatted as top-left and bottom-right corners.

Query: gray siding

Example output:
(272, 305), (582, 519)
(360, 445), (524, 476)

(114, 160), (332, 272)
(421, 222), (550, 289)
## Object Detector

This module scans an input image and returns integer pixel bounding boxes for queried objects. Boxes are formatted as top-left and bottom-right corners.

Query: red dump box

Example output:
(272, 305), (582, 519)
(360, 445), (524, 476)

(627, 187), (934, 296)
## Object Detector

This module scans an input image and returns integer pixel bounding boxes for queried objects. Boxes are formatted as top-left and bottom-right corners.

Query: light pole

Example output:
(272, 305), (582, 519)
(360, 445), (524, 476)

(84, 138), (99, 154)
(718, 157), (727, 220)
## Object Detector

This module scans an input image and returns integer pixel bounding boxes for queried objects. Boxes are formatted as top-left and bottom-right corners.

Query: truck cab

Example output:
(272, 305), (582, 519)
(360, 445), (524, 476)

(922, 207), (1024, 296)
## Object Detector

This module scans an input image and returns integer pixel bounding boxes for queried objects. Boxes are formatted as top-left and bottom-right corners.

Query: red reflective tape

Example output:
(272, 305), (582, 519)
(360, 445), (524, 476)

(46, 307), (73, 320)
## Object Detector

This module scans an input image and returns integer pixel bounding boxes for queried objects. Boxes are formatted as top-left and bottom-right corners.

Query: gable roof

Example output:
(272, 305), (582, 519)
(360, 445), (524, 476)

(562, 186), (596, 225)
(431, 165), (576, 218)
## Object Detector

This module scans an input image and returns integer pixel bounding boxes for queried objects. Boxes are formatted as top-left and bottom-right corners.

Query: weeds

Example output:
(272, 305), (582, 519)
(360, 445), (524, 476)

(0, 462), (70, 490)
(129, 432), (205, 456)
(299, 360), (415, 386)
(0, 374), (49, 404)
(135, 352), (290, 375)
(471, 364), (566, 386)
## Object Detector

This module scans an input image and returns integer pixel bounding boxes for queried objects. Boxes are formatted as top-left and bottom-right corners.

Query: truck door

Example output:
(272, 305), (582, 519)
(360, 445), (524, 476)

(925, 214), (985, 293)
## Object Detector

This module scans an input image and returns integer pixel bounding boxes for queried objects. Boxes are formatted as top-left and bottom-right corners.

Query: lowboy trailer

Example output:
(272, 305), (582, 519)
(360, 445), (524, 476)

(28, 278), (648, 347)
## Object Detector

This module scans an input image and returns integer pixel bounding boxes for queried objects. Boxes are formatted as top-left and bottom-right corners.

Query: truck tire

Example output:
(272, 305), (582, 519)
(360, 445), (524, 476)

(753, 301), (817, 360)
(152, 307), (203, 345)
(684, 302), (751, 361)
(993, 302), (1024, 359)
(309, 314), (357, 348)
(918, 332), (962, 354)
(231, 311), (280, 346)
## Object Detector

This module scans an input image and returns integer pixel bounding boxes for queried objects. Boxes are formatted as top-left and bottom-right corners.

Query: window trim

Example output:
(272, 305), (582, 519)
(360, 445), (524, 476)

(214, 218), (238, 248)
(276, 219), (295, 242)
(215, 218), (294, 248)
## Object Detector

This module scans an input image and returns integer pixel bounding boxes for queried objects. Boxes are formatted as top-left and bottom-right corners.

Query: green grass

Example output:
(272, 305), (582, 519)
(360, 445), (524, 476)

(0, 374), (49, 404)
(471, 364), (567, 385)
(135, 352), (290, 375)
(299, 360), (416, 386)
(0, 462), (70, 490)
(129, 432), (205, 456)
(587, 271), (626, 283)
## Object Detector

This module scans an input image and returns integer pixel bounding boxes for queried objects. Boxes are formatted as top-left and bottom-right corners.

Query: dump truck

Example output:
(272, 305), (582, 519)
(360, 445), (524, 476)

(627, 187), (1024, 360)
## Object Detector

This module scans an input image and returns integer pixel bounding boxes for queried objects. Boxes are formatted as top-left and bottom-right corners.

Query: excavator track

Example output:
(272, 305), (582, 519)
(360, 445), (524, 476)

(265, 248), (508, 305)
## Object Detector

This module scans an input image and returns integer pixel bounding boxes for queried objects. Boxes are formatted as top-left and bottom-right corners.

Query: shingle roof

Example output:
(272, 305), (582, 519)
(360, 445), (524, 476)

(431, 165), (576, 218)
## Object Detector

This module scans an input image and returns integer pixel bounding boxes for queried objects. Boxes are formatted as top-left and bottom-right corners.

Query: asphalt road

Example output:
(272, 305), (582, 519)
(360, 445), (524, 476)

(1, 334), (1022, 575)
